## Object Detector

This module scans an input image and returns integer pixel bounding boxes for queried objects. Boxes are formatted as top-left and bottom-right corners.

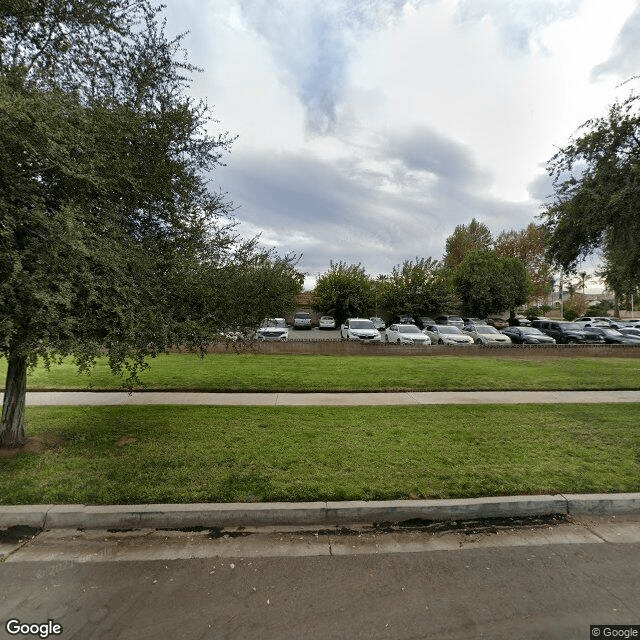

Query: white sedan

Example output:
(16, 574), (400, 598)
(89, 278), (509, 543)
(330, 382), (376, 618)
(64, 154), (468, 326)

(463, 324), (512, 345)
(340, 318), (382, 341)
(318, 315), (336, 329)
(385, 323), (432, 345)
(422, 324), (474, 346)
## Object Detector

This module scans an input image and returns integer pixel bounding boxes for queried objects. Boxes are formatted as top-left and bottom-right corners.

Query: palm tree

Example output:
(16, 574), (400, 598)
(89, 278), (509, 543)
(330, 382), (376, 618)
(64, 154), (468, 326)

(577, 271), (590, 295)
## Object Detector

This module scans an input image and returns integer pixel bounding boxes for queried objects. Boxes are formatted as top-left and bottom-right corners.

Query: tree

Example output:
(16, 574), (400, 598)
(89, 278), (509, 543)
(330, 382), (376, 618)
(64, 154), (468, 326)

(453, 250), (532, 318)
(312, 262), (374, 325)
(494, 223), (552, 303)
(379, 258), (456, 318)
(0, 1), (298, 446)
(542, 93), (640, 300)
(443, 218), (493, 269)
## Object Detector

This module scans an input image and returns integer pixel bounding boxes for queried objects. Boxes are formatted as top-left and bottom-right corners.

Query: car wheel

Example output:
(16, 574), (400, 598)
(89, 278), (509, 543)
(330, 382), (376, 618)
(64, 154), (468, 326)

(385, 334), (389, 342)
(438, 338), (444, 345)
(566, 338), (577, 344)
(475, 338), (482, 345)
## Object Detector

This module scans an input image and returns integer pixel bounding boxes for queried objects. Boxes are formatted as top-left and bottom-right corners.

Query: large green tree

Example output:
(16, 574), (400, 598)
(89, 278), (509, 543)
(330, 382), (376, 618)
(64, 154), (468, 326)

(453, 250), (532, 318)
(443, 218), (493, 269)
(494, 223), (552, 303)
(312, 262), (374, 325)
(380, 258), (456, 318)
(0, 1), (300, 447)
(542, 94), (640, 299)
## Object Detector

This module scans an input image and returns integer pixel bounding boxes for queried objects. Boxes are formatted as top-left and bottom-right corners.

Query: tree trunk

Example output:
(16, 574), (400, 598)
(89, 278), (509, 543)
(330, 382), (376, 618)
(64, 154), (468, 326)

(1, 351), (28, 448)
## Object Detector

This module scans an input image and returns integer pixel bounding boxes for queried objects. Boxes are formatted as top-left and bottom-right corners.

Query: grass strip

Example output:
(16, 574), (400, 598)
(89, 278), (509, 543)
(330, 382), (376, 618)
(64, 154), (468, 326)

(2, 404), (639, 505)
(3, 353), (640, 391)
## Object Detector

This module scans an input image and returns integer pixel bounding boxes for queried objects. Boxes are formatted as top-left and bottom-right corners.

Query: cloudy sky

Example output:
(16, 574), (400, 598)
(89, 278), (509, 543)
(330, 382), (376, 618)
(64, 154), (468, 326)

(163, 0), (640, 290)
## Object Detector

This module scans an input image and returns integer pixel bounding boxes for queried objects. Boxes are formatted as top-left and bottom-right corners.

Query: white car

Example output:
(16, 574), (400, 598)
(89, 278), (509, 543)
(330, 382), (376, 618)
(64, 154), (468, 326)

(422, 324), (474, 346)
(385, 323), (432, 345)
(293, 311), (312, 329)
(255, 318), (288, 341)
(318, 315), (336, 329)
(463, 324), (512, 345)
(340, 318), (382, 342)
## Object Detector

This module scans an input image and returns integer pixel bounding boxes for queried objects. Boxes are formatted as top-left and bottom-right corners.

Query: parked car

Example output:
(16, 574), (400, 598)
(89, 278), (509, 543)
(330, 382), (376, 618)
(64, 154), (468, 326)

(340, 318), (381, 341)
(583, 327), (640, 345)
(435, 315), (464, 329)
(574, 316), (611, 327)
(293, 311), (312, 329)
(620, 327), (640, 339)
(318, 315), (336, 329)
(385, 323), (432, 345)
(463, 324), (512, 345)
(501, 326), (556, 345)
(396, 314), (415, 325)
(486, 317), (509, 330)
(422, 324), (474, 345)
(416, 317), (436, 329)
(507, 316), (531, 326)
(531, 320), (604, 344)
(462, 317), (486, 325)
(369, 317), (386, 330)
(255, 318), (288, 341)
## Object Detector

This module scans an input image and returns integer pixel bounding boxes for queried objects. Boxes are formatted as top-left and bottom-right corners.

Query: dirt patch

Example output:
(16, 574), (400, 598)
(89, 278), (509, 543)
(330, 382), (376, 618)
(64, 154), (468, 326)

(116, 435), (137, 447)
(0, 434), (65, 459)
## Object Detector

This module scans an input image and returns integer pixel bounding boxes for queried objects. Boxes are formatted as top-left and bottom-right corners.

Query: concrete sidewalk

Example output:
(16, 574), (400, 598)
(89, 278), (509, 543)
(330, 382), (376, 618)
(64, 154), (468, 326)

(15, 389), (640, 405)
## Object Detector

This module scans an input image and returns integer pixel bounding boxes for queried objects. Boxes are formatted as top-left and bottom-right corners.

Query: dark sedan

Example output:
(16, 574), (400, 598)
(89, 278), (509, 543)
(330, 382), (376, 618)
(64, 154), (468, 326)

(501, 326), (556, 345)
(583, 327), (640, 345)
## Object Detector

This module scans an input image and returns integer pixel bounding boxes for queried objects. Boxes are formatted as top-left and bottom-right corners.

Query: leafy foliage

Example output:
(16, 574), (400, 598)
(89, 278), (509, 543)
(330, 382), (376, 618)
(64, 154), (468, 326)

(543, 93), (640, 298)
(379, 258), (456, 317)
(453, 250), (532, 318)
(312, 261), (374, 325)
(443, 218), (493, 268)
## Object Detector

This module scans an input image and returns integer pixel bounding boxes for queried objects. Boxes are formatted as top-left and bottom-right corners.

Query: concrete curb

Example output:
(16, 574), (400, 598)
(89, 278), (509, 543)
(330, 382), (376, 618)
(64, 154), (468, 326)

(2, 494), (640, 530)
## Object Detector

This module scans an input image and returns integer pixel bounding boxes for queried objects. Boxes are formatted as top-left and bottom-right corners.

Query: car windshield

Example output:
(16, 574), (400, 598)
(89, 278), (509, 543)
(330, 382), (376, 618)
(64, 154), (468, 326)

(351, 320), (374, 329)
(519, 327), (544, 335)
(295, 313), (310, 319)
(399, 325), (421, 333)
(563, 323), (583, 330)
(320, 316), (333, 321)
(261, 318), (285, 328)
(602, 328), (622, 336)
(439, 326), (462, 334)
(477, 326), (499, 334)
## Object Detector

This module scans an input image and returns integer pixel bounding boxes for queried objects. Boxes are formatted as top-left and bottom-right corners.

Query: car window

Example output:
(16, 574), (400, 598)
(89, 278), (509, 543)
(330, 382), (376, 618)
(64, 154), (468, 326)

(439, 326), (461, 334)
(351, 320), (374, 329)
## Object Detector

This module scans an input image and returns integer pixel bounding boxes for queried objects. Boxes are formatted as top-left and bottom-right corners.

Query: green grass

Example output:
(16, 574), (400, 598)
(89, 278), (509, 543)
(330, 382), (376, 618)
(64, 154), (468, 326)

(2, 404), (640, 505)
(3, 353), (640, 391)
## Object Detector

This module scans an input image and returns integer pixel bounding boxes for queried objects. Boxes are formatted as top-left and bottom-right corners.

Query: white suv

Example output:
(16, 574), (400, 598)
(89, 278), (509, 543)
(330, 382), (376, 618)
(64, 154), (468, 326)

(340, 318), (381, 341)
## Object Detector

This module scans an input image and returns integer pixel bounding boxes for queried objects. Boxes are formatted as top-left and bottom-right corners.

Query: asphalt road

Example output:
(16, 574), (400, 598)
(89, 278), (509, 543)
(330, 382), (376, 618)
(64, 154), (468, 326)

(1, 515), (639, 640)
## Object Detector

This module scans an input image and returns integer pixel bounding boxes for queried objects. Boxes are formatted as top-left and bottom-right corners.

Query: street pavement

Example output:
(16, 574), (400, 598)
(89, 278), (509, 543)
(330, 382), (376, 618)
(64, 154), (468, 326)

(13, 389), (640, 405)
(1, 515), (640, 639)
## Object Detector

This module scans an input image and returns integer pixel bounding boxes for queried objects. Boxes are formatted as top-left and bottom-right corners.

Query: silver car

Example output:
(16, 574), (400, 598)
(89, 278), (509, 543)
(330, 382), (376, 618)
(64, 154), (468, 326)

(422, 324), (474, 345)
(293, 311), (312, 329)
(255, 318), (288, 341)
(385, 323), (432, 345)
(463, 324), (512, 345)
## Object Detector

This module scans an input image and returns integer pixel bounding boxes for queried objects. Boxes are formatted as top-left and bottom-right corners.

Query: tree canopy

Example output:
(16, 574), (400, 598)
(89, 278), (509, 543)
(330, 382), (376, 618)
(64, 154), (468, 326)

(453, 250), (532, 318)
(0, 0), (301, 447)
(312, 261), (374, 325)
(443, 218), (493, 269)
(542, 93), (640, 298)
(379, 258), (455, 318)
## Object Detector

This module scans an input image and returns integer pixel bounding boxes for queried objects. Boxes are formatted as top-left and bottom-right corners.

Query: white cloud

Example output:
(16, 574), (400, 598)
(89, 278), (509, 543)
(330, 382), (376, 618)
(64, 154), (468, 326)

(162, 0), (639, 289)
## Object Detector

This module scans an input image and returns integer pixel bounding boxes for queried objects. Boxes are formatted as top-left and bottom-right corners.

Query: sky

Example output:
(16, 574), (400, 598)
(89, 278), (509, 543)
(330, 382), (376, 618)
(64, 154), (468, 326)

(162, 0), (640, 291)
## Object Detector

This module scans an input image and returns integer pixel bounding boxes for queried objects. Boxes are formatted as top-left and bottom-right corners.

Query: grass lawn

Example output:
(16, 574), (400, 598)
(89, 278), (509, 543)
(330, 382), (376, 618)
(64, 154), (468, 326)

(3, 353), (640, 391)
(2, 404), (639, 505)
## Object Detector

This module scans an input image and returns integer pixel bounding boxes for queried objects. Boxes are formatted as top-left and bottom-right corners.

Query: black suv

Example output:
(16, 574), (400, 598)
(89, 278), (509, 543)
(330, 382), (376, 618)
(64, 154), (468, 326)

(530, 320), (604, 344)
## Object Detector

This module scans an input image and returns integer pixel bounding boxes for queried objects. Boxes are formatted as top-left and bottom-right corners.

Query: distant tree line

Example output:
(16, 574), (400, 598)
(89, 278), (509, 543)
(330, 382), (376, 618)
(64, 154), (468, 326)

(312, 221), (549, 324)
